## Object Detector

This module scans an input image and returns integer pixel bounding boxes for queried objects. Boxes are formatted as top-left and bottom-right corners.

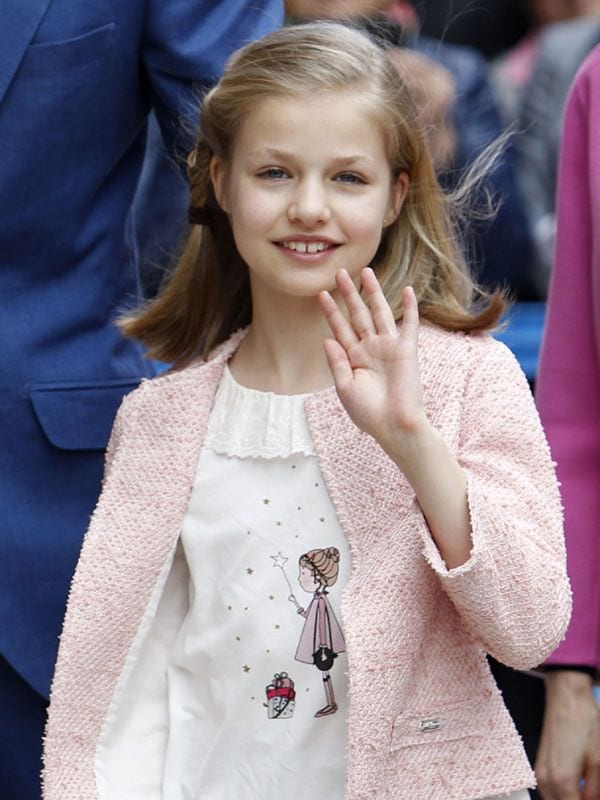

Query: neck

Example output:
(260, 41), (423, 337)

(229, 294), (335, 394)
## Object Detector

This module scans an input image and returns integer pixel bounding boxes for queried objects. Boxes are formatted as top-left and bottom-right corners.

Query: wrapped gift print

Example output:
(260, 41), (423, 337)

(264, 672), (296, 719)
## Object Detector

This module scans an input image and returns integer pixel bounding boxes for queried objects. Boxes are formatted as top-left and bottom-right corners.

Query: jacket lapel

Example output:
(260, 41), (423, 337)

(0, 0), (53, 107)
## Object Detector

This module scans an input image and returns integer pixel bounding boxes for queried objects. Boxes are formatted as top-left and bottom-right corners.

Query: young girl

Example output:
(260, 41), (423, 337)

(42, 23), (570, 800)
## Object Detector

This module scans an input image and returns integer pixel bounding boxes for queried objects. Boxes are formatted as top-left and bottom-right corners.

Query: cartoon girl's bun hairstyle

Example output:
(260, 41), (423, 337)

(121, 22), (505, 366)
(300, 547), (340, 588)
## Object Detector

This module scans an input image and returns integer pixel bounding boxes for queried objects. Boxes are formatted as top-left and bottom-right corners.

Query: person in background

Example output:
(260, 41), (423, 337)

(414, 0), (532, 59)
(516, 1), (600, 296)
(491, 0), (585, 122)
(0, 2), (282, 799)
(535, 46), (600, 800)
(387, 47), (457, 173)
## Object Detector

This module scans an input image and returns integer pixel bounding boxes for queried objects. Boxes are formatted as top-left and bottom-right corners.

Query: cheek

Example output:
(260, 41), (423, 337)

(341, 190), (390, 234)
(231, 192), (281, 235)
(343, 207), (386, 253)
(228, 197), (275, 264)
(342, 219), (387, 278)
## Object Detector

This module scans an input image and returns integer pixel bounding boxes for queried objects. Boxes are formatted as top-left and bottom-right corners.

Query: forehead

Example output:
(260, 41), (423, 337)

(232, 91), (389, 166)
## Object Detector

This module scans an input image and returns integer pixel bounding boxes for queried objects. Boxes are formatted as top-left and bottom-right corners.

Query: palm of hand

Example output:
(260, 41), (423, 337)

(319, 268), (425, 445)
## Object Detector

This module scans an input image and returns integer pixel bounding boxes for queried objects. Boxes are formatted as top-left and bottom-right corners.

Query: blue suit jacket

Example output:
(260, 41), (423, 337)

(0, 0), (282, 701)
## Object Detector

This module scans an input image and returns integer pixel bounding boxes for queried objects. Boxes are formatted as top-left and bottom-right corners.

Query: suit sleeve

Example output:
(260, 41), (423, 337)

(420, 341), (572, 670)
(143, 0), (283, 156)
(535, 51), (600, 669)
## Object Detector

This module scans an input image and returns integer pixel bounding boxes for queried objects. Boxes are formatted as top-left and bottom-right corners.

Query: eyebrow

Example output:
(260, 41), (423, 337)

(247, 148), (377, 168)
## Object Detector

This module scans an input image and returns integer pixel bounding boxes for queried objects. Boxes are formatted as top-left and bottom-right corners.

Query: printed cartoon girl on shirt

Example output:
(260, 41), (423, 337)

(288, 547), (346, 718)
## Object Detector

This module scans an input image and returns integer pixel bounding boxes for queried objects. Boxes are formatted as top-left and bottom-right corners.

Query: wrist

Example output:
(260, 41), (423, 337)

(545, 668), (595, 698)
(544, 664), (597, 681)
(377, 412), (435, 471)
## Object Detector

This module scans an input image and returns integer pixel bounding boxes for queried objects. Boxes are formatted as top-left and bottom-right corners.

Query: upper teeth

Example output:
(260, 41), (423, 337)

(282, 241), (331, 253)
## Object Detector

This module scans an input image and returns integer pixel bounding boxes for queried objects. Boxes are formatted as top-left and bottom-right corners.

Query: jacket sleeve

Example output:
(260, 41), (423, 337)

(536, 50), (600, 669)
(420, 340), (572, 670)
(143, 0), (284, 156)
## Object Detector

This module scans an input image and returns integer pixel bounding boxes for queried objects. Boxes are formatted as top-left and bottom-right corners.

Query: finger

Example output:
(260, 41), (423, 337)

(537, 757), (583, 800)
(538, 774), (581, 800)
(323, 337), (353, 394)
(546, 775), (584, 800)
(318, 290), (359, 351)
(535, 761), (552, 800)
(360, 267), (397, 335)
(583, 764), (600, 800)
(400, 286), (420, 346)
(536, 724), (585, 800)
(335, 268), (376, 339)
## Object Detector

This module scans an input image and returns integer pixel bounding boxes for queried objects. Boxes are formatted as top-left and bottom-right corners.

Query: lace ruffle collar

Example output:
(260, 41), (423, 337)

(204, 365), (315, 458)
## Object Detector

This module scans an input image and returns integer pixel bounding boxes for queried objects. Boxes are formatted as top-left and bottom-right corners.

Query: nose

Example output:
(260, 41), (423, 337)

(287, 177), (331, 226)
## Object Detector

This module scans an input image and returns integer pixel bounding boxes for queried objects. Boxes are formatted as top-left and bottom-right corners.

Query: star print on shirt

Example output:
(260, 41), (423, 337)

(270, 553), (289, 569)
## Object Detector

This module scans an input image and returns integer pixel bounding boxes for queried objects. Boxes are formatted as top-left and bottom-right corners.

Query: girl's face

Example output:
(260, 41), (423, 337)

(210, 91), (408, 306)
(299, 563), (320, 592)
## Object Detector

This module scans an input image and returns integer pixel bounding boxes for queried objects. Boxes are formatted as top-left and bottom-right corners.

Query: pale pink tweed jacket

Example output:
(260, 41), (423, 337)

(43, 324), (571, 800)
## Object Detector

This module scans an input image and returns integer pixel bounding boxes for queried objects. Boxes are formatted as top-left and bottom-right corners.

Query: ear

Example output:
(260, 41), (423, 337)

(384, 171), (410, 227)
(209, 155), (229, 213)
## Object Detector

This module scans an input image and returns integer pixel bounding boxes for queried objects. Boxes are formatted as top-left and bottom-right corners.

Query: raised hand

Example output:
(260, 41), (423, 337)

(318, 267), (427, 454)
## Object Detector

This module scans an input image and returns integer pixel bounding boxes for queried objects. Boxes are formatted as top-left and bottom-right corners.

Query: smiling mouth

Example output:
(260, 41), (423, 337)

(277, 240), (338, 254)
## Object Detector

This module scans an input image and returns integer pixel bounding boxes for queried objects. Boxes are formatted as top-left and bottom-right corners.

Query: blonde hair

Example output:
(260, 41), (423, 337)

(300, 547), (341, 588)
(121, 22), (505, 366)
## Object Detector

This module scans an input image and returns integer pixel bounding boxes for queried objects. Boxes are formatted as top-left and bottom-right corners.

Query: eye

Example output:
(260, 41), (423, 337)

(257, 167), (289, 181)
(335, 172), (367, 185)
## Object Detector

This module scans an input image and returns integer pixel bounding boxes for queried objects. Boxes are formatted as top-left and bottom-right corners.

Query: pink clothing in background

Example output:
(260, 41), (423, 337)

(536, 45), (600, 669)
